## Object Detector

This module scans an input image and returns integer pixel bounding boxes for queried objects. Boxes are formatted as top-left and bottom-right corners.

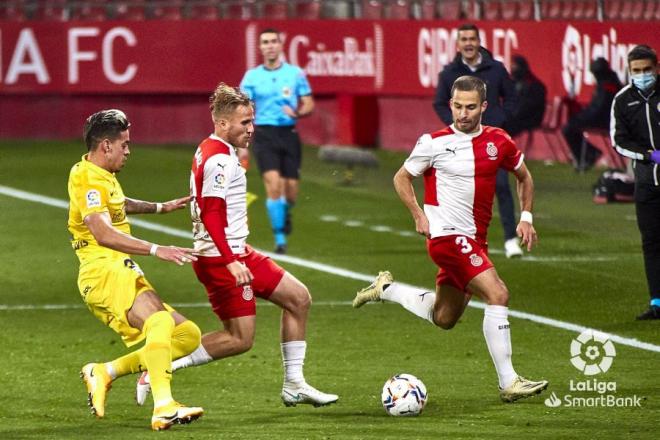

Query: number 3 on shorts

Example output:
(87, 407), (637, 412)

(455, 236), (473, 254)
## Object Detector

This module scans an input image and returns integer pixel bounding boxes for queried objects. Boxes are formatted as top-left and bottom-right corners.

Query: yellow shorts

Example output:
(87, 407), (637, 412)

(78, 256), (174, 347)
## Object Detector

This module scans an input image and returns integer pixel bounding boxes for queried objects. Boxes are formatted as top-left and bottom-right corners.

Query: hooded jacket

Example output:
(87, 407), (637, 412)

(433, 47), (517, 128)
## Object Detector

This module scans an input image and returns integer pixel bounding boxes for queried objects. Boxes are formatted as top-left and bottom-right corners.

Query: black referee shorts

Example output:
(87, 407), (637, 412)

(251, 125), (302, 179)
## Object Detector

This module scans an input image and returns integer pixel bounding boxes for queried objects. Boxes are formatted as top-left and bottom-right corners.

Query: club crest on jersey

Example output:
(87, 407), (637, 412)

(486, 142), (498, 160)
(469, 254), (483, 267)
(242, 285), (254, 301)
(86, 189), (101, 208)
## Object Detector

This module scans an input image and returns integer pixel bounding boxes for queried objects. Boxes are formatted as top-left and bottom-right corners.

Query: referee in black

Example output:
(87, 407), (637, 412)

(610, 45), (660, 320)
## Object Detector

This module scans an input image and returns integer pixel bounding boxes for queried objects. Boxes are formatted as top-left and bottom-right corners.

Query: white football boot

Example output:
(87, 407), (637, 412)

(135, 371), (151, 406)
(281, 382), (339, 407)
(352, 271), (393, 308)
(499, 376), (549, 402)
(504, 238), (524, 258)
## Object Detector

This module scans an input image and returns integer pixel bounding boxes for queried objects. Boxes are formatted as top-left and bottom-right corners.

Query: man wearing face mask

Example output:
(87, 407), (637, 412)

(610, 45), (660, 320)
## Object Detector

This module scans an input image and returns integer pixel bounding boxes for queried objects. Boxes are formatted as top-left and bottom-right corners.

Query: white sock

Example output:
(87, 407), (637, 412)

(281, 341), (306, 384)
(381, 282), (435, 324)
(104, 362), (117, 380)
(483, 305), (518, 389)
(171, 344), (213, 371)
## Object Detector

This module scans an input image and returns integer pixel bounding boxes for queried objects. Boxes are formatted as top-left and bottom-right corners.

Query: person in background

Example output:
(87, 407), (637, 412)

(562, 57), (622, 171)
(505, 55), (547, 138)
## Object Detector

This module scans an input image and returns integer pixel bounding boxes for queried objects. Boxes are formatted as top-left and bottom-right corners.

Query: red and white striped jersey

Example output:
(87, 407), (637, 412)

(404, 124), (523, 243)
(190, 135), (248, 257)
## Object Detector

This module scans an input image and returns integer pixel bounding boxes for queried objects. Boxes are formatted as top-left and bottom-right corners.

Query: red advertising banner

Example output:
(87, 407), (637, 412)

(0, 20), (657, 101)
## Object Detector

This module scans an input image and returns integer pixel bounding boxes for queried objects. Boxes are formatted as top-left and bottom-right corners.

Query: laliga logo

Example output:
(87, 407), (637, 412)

(569, 329), (616, 376)
(561, 25), (635, 96)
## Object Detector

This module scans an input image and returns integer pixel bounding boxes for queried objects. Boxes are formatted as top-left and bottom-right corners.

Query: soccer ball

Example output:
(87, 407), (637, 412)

(381, 373), (428, 416)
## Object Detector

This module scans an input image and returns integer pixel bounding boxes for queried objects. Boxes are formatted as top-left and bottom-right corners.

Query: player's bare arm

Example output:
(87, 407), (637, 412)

(84, 212), (197, 265)
(512, 163), (537, 251)
(125, 196), (191, 214)
(283, 95), (314, 119)
(393, 166), (430, 238)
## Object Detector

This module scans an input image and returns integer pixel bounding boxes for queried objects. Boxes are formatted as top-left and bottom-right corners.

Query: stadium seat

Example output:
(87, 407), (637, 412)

(387, 0), (411, 19)
(0, 0), (27, 21)
(642, 0), (656, 19)
(30, 0), (67, 20)
(70, 0), (108, 21)
(619, 0), (633, 18)
(437, 0), (462, 18)
(114, 1), (146, 20)
(150, 0), (183, 20)
(569, 0), (584, 18)
(224, 0), (257, 19)
(263, 0), (288, 19)
(582, 0), (597, 18)
(560, 0), (575, 18)
(187, 0), (220, 19)
(629, 0), (645, 19)
(539, 97), (573, 163)
(582, 129), (626, 169)
(294, 0), (322, 19)
(516, 0), (534, 18)
(604, 0), (622, 18)
(483, 1), (501, 20)
(418, 0), (437, 19)
(543, 0), (563, 18)
(463, 0), (480, 19)
(361, 0), (384, 18)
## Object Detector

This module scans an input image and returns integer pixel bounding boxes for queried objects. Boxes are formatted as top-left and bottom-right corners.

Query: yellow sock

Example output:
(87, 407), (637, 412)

(141, 311), (175, 406)
(171, 320), (202, 360)
(109, 351), (142, 378)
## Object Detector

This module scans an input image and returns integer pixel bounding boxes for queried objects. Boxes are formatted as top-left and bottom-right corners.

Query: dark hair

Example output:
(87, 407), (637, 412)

(209, 82), (253, 120)
(259, 28), (280, 41)
(457, 23), (480, 38)
(83, 109), (130, 151)
(628, 45), (657, 66)
(451, 76), (487, 103)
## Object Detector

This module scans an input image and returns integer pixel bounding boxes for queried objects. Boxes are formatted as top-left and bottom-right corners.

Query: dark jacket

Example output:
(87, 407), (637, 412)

(433, 48), (517, 128)
(573, 60), (622, 128)
(610, 78), (660, 194)
(506, 64), (547, 136)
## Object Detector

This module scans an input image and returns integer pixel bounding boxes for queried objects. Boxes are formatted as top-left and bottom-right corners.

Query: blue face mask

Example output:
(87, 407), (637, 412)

(631, 72), (656, 92)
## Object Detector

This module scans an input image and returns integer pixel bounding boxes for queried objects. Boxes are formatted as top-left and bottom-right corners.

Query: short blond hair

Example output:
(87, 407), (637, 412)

(209, 83), (252, 120)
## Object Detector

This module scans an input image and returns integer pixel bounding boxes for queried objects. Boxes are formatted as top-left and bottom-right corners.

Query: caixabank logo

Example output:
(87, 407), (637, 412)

(544, 330), (642, 408)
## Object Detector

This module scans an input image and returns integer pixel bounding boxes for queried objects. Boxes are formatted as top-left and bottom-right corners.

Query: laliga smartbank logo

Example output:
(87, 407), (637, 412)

(544, 330), (642, 408)
(570, 328), (616, 375)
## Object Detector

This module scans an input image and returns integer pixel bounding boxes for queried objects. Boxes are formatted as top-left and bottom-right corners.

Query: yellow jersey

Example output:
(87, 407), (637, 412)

(67, 154), (131, 264)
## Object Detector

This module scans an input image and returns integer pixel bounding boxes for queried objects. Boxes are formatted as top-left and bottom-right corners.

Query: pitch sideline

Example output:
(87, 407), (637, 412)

(1, 184), (658, 354)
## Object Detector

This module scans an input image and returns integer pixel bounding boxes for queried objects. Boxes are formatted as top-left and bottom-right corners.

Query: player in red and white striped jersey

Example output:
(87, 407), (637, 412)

(136, 84), (337, 408)
(354, 76), (548, 403)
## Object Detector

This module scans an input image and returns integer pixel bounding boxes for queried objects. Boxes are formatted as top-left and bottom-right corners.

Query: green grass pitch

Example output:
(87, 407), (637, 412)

(0, 139), (657, 439)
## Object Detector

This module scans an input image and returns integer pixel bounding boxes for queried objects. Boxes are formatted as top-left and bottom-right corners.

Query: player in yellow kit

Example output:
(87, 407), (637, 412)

(68, 109), (203, 430)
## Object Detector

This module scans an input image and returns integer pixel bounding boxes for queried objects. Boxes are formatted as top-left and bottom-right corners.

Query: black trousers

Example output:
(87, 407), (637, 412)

(496, 169), (517, 241)
(635, 184), (660, 301)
